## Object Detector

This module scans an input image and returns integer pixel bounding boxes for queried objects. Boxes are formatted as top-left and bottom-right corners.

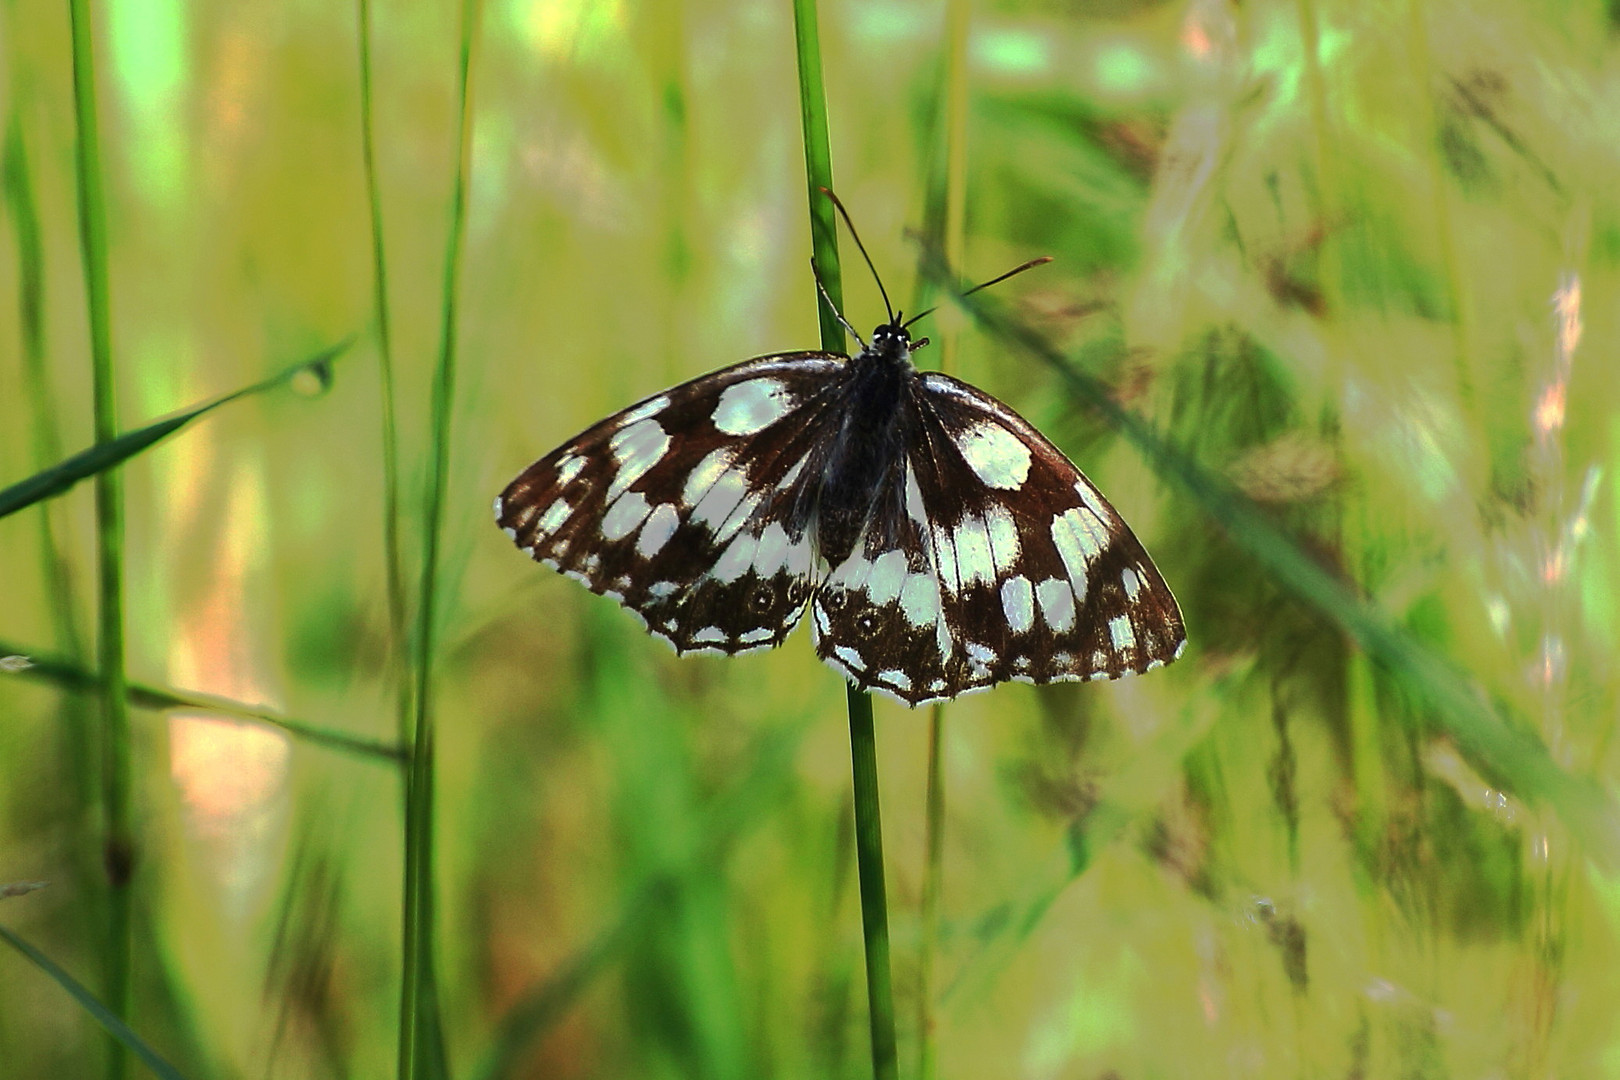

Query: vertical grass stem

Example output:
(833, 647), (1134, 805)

(399, 0), (480, 1075)
(66, 1), (132, 1076)
(356, 0), (412, 747)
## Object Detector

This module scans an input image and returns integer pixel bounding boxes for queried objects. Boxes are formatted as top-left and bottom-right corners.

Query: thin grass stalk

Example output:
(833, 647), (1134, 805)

(916, 5), (968, 1074)
(399, 0), (480, 1075)
(791, 0), (845, 343)
(791, 4), (898, 1077)
(846, 687), (898, 1079)
(0, 925), (188, 1080)
(66, 0), (132, 1074)
(356, 0), (411, 747)
(4, 120), (84, 662)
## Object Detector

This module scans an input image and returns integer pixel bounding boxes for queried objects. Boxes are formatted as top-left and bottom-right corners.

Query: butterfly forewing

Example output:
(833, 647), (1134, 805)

(810, 371), (1185, 705)
(496, 353), (844, 654)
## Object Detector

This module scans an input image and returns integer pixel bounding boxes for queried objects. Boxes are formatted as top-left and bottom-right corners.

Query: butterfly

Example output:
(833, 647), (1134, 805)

(496, 199), (1185, 706)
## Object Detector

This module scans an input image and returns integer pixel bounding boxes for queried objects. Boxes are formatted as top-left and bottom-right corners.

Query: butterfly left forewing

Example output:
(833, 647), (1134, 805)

(497, 352), (844, 654)
(812, 371), (1185, 705)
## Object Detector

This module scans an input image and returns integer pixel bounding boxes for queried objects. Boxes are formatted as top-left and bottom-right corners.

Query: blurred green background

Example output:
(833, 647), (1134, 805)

(4, 0), (1620, 1077)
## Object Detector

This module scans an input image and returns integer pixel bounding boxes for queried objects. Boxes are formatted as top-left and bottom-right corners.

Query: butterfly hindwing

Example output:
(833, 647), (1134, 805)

(496, 353), (844, 654)
(811, 371), (1185, 705)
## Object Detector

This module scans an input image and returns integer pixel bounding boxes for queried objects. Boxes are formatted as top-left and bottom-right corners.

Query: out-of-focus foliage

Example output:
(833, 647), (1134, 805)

(3, 1), (1620, 1078)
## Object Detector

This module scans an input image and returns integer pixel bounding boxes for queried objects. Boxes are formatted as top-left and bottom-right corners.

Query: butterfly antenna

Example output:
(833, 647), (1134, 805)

(901, 255), (1053, 330)
(820, 187), (896, 324)
(811, 260), (866, 349)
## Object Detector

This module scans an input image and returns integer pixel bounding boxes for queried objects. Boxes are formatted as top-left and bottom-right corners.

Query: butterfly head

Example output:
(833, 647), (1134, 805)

(868, 319), (928, 363)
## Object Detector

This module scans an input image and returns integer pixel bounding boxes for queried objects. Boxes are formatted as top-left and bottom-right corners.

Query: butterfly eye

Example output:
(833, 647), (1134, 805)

(823, 590), (848, 614)
(853, 610), (882, 638)
(786, 581), (810, 607)
(747, 581), (777, 613)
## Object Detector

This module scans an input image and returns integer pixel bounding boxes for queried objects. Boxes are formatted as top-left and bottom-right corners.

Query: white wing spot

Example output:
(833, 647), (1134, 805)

(682, 447), (736, 507)
(1075, 480), (1111, 522)
(952, 514), (994, 588)
(1090, 649), (1109, 671)
(713, 378), (793, 435)
(693, 626), (726, 644)
(691, 468), (750, 534)
(607, 418), (670, 500)
(636, 503), (680, 558)
(1000, 575), (1035, 633)
(829, 552), (876, 590)
(932, 524), (961, 594)
(555, 453), (586, 487)
(1036, 577), (1076, 632)
(538, 496), (572, 535)
(905, 462), (928, 526)
(834, 645), (866, 671)
(648, 581), (678, 599)
(502, 525), (518, 541)
(618, 394), (671, 427)
(955, 419), (1032, 489)
(782, 531), (814, 578)
(492, 495), (505, 521)
(966, 642), (997, 665)
(713, 487), (762, 544)
(741, 627), (775, 645)
(776, 454), (808, 491)
(879, 670), (912, 691)
(1109, 614), (1136, 652)
(712, 530), (762, 583)
(1121, 565), (1142, 601)
(601, 491), (651, 541)
(899, 573), (939, 627)
(983, 504), (1020, 573)
(751, 522), (791, 574)
(1051, 508), (1099, 585)
(866, 549), (909, 605)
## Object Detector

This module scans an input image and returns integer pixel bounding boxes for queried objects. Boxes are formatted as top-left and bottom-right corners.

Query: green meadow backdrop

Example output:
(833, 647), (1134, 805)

(4, 1), (1620, 1077)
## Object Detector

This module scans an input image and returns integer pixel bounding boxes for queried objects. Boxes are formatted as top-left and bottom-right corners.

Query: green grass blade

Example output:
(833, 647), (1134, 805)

(355, 0), (411, 749)
(0, 924), (190, 1080)
(791, 0), (845, 350)
(400, 0), (481, 1075)
(65, 0), (132, 1069)
(0, 639), (405, 763)
(845, 686), (898, 1080)
(0, 341), (350, 521)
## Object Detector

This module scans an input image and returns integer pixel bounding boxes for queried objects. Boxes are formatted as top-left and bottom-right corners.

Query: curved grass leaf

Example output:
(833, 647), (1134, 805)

(0, 924), (190, 1080)
(0, 340), (350, 522)
(0, 638), (403, 763)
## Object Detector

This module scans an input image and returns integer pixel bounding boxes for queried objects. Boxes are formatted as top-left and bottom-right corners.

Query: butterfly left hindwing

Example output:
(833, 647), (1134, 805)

(809, 370), (1185, 705)
(496, 352), (843, 654)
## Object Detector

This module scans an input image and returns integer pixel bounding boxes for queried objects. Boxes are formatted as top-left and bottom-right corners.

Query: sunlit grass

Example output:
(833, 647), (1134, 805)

(4, 2), (1620, 1078)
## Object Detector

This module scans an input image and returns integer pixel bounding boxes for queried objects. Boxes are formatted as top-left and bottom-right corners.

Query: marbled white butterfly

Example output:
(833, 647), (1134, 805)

(496, 200), (1185, 706)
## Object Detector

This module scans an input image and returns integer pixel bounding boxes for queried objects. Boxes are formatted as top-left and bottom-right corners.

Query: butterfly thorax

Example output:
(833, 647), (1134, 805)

(813, 322), (916, 566)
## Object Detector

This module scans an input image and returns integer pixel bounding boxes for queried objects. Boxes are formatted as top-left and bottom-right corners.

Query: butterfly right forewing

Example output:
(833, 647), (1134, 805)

(496, 352), (846, 655)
